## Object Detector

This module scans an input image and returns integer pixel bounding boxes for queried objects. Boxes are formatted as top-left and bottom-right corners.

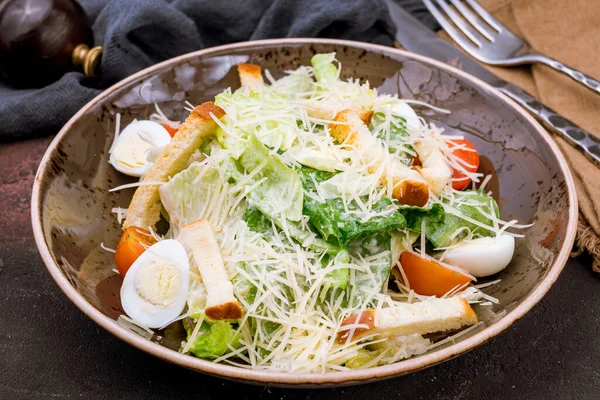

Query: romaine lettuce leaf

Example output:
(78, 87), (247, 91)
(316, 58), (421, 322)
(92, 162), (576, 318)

(311, 53), (339, 84)
(243, 206), (274, 238)
(349, 231), (393, 300)
(369, 111), (413, 162)
(270, 66), (314, 94)
(215, 90), (298, 153)
(399, 204), (445, 233)
(316, 170), (378, 200)
(284, 147), (340, 172)
(244, 207), (348, 290)
(243, 204), (339, 255)
(298, 167), (407, 246)
(345, 349), (379, 369)
(399, 190), (500, 248)
(304, 197), (407, 246)
(216, 126), (247, 160)
(370, 111), (407, 141)
(322, 249), (350, 291)
(238, 134), (303, 221)
(297, 165), (336, 190)
(183, 319), (243, 360)
(345, 334), (431, 368)
(159, 156), (231, 231)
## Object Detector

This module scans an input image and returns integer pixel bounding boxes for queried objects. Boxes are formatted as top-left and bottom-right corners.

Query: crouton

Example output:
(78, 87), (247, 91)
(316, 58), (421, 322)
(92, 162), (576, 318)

(328, 108), (374, 144)
(391, 175), (430, 207)
(238, 63), (264, 90)
(337, 296), (477, 343)
(179, 219), (243, 321)
(123, 102), (225, 230)
(414, 140), (453, 195)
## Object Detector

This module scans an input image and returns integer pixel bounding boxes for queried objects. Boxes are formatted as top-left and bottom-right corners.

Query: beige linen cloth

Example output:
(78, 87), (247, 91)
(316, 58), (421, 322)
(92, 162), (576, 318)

(439, 0), (600, 271)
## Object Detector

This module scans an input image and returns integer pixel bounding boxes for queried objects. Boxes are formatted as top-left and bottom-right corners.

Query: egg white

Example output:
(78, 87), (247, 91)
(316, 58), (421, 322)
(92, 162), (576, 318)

(109, 120), (171, 177)
(120, 239), (189, 328)
(442, 235), (515, 278)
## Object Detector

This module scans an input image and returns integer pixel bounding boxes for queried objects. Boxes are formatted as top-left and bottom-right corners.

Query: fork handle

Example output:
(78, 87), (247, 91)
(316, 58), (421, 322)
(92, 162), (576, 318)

(498, 83), (600, 167)
(532, 55), (600, 94)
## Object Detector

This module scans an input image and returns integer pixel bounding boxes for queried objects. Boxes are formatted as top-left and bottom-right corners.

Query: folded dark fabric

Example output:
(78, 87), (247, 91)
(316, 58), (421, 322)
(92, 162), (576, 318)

(0, 0), (435, 140)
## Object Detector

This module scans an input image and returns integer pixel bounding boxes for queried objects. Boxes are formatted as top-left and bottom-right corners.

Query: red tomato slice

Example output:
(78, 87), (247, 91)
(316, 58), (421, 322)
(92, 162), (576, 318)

(114, 227), (156, 277)
(162, 124), (178, 137)
(399, 251), (472, 297)
(448, 138), (480, 191)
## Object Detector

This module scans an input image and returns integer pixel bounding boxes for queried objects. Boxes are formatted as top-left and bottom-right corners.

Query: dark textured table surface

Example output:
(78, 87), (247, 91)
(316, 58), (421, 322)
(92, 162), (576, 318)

(1, 137), (599, 400)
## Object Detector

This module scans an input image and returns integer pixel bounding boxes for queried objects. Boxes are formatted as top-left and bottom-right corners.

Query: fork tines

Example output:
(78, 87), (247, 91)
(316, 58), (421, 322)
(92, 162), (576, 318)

(423, 0), (502, 49)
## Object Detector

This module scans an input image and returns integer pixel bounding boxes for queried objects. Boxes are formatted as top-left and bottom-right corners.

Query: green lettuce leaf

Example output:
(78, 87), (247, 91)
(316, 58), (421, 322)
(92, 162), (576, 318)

(370, 111), (407, 141)
(270, 67), (314, 94)
(216, 126), (247, 160)
(345, 349), (381, 369)
(284, 147), (340, 172)
(322, 249), (350, 291)
(297, 165), (336, 190)
(298, 167), (406, 246)
(243, 206), (274, 238)
(244, 205), (349, 291)
(243, 204), (339, 255)
(369, 111), (413, 161)
(311, 53), (339, 84)
(349, 231), (393, 303)
(244, 208), (349, 291)
(183, 319), (243, 360)
(238, 134), (304, 221)
(345, 334), (431, 368)
(399, 190), (500, 248)
(399, 204), (445, 233)
(304, 197), (406, 246)
(215, 90), (298, 154)
(159, 155), (231, 230)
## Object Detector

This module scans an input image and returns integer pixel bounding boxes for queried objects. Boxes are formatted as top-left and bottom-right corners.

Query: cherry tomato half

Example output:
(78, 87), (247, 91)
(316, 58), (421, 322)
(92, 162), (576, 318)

(448, 138), (480, 191)
(399, 251), (472, 297)
(114, 227), (156, 277)
(162, 123), (178, 138)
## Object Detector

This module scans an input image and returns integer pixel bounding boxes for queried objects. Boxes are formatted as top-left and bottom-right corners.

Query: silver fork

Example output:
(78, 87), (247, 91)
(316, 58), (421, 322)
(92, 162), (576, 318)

(423, 0), (600, 94)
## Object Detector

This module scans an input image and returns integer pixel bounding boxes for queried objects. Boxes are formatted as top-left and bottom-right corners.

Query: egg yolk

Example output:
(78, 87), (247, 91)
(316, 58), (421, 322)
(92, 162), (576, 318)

(134, 260), (182, 307)
(113, 130), (154, 169)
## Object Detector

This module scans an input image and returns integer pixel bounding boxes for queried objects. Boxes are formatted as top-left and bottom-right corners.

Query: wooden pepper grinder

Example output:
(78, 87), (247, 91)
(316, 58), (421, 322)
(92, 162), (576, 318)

(0, 0), (102, 88)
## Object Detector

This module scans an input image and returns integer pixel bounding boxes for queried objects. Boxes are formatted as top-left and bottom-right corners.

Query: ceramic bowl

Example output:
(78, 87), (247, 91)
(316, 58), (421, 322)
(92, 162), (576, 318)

(31, 39), (577, 386)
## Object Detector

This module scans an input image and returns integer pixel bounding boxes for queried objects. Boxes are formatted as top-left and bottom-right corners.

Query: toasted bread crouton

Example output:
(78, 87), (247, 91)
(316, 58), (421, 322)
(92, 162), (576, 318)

(328, 108), (429, 206)
(179, 219), (243, 321)
(204, 301), (243, 321)
(391, 175), (430, 207)
(414, 140), (453, 195)
(337, 296), (477, 343)
(238, 63), (264, 90)
(123, 102), (225, 230)
(328, 108), (373, 145)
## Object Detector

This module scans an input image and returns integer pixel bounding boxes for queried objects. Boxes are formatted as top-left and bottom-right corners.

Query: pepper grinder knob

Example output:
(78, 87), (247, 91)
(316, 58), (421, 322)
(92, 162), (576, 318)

(72, 43), (102, 78)
(0, 0), (101, 88)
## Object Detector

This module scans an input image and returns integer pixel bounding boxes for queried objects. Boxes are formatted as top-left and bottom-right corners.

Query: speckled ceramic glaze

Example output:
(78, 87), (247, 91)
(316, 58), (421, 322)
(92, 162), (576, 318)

(31, 39), (577, 386)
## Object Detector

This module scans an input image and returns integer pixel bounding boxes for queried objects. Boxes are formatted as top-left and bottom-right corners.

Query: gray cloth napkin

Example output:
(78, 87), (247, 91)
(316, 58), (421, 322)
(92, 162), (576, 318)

(0, 0), (435, 139)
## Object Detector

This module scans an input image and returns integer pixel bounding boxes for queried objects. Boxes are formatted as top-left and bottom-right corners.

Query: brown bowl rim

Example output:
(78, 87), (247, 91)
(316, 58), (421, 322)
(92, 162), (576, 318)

(30, 38), (578, 385)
